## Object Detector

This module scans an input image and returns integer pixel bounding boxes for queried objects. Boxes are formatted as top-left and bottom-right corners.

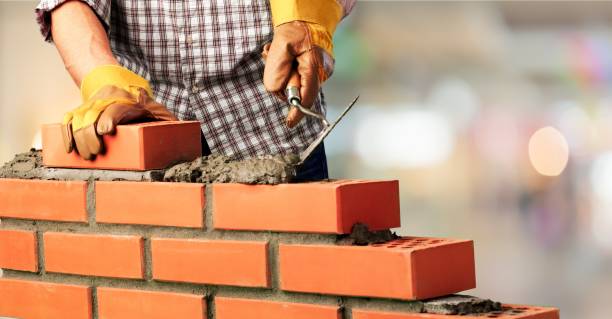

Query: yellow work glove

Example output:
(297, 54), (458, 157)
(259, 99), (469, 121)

(263, 0), (349, 128)
(62, 65), (177, 160)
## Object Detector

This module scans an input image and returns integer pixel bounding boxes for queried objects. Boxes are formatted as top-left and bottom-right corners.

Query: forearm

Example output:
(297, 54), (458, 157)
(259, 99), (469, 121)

(50, 0), (118, 86)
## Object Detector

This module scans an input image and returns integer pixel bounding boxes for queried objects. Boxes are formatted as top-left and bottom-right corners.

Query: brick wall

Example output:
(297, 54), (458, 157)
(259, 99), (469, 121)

(0, 122), (559, 319)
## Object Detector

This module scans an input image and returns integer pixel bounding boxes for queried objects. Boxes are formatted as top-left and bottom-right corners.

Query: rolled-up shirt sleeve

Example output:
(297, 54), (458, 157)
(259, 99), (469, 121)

(35, 0), (111, 42)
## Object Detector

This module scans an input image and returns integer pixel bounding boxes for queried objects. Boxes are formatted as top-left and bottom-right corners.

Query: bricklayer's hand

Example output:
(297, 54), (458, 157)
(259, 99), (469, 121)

(262, 21), (334, 128)
(62, 65), (177, 160)
(263, 0), (353, 128)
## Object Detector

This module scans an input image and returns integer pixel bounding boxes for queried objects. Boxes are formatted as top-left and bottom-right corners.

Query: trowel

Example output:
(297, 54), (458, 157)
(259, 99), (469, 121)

(284, 71), (359, 165)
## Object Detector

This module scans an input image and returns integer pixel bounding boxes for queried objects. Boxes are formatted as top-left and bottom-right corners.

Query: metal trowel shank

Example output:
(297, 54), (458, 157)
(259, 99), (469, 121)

(297, 96), (359, 165)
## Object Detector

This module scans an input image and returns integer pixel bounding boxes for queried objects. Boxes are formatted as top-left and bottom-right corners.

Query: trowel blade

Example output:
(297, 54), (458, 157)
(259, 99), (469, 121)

(298, 96), (359, 165)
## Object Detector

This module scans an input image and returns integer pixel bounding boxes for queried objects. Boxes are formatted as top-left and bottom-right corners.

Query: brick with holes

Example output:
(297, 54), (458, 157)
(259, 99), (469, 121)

(213, 180), (400, 233)
(279, 237), (475, 300)
(352, 304), (559, 319)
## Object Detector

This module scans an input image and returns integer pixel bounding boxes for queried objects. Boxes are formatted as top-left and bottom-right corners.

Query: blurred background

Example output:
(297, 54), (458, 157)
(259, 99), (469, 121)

(2, 1), (612, 318)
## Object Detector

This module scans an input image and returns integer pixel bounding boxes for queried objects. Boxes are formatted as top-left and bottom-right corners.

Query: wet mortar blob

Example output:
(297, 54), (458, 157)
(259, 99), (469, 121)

(337, 223), (399, 246)
(0, 149), (43, 179)
(422, 295), (502, 315)
(0, 149), (300, 184)
(163, 153), (299, 184)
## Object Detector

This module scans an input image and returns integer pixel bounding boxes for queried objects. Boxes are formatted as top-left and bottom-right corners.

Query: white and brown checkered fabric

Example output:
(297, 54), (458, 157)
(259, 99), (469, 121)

(36, 0), (330, 159)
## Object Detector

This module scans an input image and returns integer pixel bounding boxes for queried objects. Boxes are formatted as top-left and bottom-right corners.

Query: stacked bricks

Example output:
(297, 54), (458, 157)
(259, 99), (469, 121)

(0, 122), (560, 319)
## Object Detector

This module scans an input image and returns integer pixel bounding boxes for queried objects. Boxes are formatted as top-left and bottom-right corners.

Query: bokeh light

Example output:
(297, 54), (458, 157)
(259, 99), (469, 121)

(354, 109), (454, 169)
(590, 151), (612, 249)
(590, 151), (612, 201)
(528, 126), (570, 176)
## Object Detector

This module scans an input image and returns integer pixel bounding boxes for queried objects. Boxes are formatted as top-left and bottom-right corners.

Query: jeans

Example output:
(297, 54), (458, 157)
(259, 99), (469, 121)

(292, 143), (329, 182)
(201, 134), (329, 182)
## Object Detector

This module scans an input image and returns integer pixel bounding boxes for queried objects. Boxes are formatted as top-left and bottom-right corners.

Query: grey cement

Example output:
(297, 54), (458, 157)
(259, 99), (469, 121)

(0, 150), (164, 181)
(0, 149), (298, 184)
(163, 154), (299, 184)
(422, 295), (502, 315)
(0, 149), (43, 179)
(337, 223), (399, 246)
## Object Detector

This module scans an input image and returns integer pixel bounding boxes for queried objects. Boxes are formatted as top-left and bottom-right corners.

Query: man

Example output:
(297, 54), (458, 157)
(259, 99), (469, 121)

(35, 0), (355, 180)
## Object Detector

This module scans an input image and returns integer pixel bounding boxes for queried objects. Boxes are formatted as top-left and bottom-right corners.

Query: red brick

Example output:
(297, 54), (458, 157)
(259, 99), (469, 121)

(44, 232), (144, 279)
(213, 180), (400, 233)
(97, 287), (205, 319)
(352, 304), (560, 319)
(279, 237), (475, 300)
(96, 181), (205, 228)
(215, 297), (340, 319)
(0, 178), (88, 222)
(0, 278), (91, 319)
(151, 238), (269, 287)
(42, 121), (201, 171)
(0, 229), (38, 272)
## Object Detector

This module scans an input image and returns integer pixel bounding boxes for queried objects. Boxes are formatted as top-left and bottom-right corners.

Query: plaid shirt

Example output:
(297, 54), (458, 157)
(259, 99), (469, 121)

(36, 0), (347, 159)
